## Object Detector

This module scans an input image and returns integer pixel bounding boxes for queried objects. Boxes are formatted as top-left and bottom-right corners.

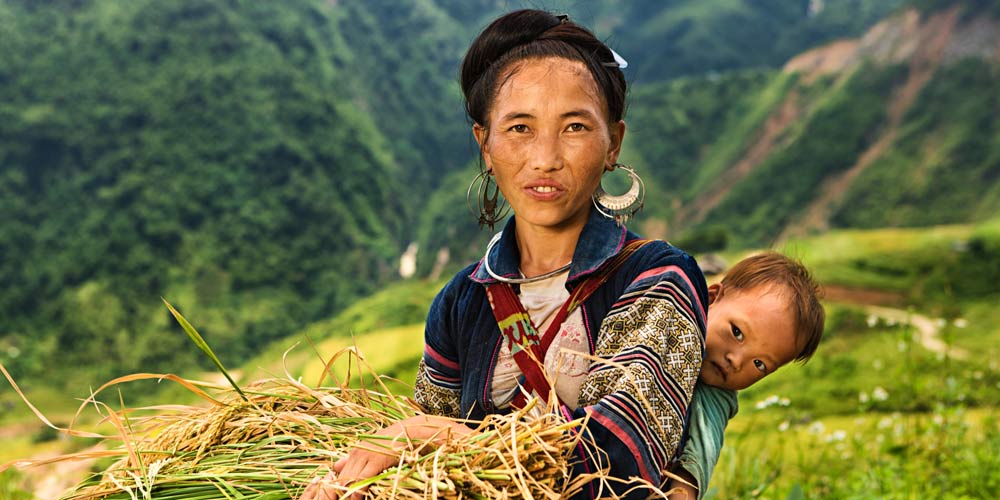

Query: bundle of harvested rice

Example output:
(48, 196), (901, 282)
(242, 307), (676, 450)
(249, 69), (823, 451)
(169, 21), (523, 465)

(59, 376), (592, 500)
(5, 302), (611, 500)
(57, 367), (606, 500)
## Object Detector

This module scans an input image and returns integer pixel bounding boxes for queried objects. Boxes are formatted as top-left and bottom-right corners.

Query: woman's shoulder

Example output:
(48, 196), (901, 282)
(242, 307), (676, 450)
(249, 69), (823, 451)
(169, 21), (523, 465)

(617, 238), (709, 312)
(628, 238), (704, 278)
(432, 260), (486, 305)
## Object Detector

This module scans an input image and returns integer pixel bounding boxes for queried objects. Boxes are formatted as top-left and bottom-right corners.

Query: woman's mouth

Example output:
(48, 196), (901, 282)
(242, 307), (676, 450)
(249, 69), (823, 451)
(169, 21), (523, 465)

(524, 182), (564, 200)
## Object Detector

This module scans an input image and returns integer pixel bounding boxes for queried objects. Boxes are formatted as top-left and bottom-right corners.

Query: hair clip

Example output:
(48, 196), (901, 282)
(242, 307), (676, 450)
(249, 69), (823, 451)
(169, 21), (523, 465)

(556, 14), (569, 23)
(604, 49), (628, 69)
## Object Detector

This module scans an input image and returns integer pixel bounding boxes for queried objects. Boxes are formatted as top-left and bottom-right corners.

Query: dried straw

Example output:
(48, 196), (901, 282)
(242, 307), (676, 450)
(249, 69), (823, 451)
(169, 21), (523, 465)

(3, 303), (672, 499)
(57, 374), (594, 500)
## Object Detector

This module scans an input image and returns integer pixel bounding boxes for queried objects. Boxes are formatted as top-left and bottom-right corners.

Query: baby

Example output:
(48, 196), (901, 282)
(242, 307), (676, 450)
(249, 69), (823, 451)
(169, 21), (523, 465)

(671, 251), (825, 499)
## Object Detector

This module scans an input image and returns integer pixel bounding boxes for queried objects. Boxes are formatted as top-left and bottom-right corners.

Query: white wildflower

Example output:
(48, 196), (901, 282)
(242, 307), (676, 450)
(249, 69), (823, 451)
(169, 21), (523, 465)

(809, 421), (825, 435)
(954, 318), (968, 328)
(778, 421), (790, 432)
(872, 386), (889, 401)
(825, 430), (847, 442)
(858, 391), (869, 404)
(755, 394), (782, 410)
(866, 315), (879, 328)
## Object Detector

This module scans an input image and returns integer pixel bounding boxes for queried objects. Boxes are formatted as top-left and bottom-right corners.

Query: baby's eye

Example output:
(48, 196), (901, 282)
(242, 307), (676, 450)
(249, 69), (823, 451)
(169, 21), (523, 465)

(731, 324), (744, 341)
(754, 359), (768, 373)
(566, 123), (587, 132)
(509, 124), (529, 133)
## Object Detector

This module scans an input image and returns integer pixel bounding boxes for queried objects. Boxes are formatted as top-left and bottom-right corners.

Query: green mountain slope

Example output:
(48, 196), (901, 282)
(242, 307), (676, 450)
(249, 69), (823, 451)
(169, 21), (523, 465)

(634, 4), (1000, 248)
(0, 1), (406, 387)
(1, 0), (994, 394)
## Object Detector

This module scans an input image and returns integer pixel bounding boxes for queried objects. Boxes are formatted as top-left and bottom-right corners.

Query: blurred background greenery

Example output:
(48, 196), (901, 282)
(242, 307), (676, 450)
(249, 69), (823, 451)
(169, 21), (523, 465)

(1, 0), (998, 498)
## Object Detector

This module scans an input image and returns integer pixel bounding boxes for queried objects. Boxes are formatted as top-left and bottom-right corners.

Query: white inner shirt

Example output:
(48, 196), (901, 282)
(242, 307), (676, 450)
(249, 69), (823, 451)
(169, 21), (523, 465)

(490, 269), (591, 409)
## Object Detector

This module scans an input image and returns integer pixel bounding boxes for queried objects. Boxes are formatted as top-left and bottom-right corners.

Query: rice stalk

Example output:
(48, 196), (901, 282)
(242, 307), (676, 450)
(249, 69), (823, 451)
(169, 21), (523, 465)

(3, 304), (654, 499)
(55, 374), (595, 500)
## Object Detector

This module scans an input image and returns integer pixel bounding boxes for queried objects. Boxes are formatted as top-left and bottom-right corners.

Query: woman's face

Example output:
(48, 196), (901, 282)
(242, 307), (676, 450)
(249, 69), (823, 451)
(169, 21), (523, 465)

(474, 57), (624, 233)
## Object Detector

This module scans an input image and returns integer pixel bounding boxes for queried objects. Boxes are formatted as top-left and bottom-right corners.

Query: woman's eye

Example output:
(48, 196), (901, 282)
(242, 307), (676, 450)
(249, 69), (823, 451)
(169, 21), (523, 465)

(509, 124), (529, 133)
(567, 123), (587, 132)
(731, 324), (744, 341)
(754, 359), (768, 373)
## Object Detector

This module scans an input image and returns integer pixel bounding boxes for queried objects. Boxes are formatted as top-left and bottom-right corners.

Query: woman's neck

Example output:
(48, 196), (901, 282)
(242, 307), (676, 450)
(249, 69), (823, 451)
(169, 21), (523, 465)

(514, 219), (586, 278)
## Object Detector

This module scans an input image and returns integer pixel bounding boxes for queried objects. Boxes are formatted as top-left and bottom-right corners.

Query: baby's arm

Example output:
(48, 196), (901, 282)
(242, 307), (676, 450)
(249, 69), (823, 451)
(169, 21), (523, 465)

(668, 468), (699, 499)
(669, 382), (739, 499)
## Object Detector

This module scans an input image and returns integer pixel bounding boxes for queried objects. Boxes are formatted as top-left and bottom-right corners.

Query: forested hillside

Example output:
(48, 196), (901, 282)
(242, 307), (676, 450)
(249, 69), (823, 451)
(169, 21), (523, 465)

(1, 0), (995, 396)
(628, 2), (1000, 248)
(0, 1), (412, 387)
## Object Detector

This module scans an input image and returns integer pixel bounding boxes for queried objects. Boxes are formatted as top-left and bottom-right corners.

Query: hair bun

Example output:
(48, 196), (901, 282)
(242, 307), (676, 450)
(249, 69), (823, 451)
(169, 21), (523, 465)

(460, 10), (562, 98)
(460, 9), (628, 126)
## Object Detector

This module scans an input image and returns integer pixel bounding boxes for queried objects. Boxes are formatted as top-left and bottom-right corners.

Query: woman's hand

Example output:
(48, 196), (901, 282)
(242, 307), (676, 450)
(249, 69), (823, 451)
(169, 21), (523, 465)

(299, 415), (474, 499)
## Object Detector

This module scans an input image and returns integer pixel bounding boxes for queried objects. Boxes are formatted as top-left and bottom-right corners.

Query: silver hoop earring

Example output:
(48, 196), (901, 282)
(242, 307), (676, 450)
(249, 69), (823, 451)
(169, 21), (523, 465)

(467, 169), (510, 230)
(592, 163), (645, 226)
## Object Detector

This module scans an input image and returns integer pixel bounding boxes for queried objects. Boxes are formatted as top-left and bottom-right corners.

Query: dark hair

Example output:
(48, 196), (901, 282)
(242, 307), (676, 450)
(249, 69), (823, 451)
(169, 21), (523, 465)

(460, 9), (627, 127)
(721, 251), (825, 363)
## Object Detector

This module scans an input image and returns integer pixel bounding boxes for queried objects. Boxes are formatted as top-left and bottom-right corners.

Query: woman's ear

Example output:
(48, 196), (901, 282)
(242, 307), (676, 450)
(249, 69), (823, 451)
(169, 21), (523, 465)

(605, 120), (626, 167)
(708, 283), (724, 305)
(472, 123), (492, 170)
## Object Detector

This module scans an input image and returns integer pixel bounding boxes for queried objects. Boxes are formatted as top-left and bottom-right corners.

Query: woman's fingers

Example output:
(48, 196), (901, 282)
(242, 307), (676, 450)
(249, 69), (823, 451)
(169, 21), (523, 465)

(301, 450), (397, 500)
(301, 472), (339, 500)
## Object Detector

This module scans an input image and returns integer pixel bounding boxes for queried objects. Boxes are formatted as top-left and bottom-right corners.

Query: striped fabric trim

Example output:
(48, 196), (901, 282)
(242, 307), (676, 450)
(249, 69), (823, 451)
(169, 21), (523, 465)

(424, 344), (460, 370)
(414, 358), (462, 418)
(421, 346), (462, 390)
(632, 265), (706, 316)
(577, 264), (705, 486)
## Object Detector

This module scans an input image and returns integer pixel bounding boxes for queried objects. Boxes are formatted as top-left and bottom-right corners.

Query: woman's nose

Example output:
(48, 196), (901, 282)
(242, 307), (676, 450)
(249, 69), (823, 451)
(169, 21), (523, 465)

(525, 132), (563, 171)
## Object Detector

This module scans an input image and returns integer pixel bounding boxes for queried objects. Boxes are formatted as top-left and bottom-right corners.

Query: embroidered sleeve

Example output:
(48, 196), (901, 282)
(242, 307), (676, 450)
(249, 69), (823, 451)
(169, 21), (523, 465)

(414, 285), (462, 418)
(575, 264), (706, 490)
(414, 357), (461, 418)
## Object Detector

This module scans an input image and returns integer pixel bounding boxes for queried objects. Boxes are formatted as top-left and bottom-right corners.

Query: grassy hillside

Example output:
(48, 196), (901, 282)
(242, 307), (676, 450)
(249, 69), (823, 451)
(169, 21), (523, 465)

(1, 0), (996, 423)
(3, 221), (999, 497)
(832, 59), (1000, 228)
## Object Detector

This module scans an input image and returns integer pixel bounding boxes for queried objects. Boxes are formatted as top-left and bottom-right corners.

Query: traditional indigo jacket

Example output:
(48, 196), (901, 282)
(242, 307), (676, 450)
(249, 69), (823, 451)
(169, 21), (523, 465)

(415, 209), (708, 498)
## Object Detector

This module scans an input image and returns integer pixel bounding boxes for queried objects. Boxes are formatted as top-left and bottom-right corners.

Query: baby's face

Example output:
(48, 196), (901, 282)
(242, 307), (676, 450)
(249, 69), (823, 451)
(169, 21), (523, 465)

(700, 284), (799, 391)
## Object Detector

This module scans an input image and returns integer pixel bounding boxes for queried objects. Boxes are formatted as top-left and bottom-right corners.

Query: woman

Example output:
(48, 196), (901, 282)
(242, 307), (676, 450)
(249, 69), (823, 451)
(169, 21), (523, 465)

(304, 9), (708, 499)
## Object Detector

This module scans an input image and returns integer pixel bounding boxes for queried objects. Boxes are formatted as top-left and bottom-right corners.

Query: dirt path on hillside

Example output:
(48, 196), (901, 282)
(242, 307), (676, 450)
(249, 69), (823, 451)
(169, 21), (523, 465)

(672, 89), (804, 229)
(824, 284), (970, 361)
(778, 8), (959, 241)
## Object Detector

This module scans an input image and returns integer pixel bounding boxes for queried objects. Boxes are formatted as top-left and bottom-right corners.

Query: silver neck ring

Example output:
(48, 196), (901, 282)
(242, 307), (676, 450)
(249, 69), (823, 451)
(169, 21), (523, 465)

(482, 232), (572, 285)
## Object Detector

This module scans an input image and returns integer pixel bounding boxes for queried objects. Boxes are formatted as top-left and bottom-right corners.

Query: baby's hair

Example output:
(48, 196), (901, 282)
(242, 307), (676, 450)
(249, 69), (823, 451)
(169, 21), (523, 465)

(460, 9), (628, 128)
(721, 251), (825, 363)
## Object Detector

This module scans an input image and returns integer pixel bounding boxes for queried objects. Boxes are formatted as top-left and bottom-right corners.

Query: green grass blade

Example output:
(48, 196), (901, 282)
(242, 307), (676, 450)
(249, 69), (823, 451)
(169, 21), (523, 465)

(162, 298), (248, 402)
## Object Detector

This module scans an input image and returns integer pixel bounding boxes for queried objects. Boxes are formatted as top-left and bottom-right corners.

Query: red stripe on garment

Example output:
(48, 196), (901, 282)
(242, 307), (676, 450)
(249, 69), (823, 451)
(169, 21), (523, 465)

(585, 405), (657, 484)
(632, 265), (705, 317)
(424, 345), (459, 370)
(428, 373), (461, 383)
